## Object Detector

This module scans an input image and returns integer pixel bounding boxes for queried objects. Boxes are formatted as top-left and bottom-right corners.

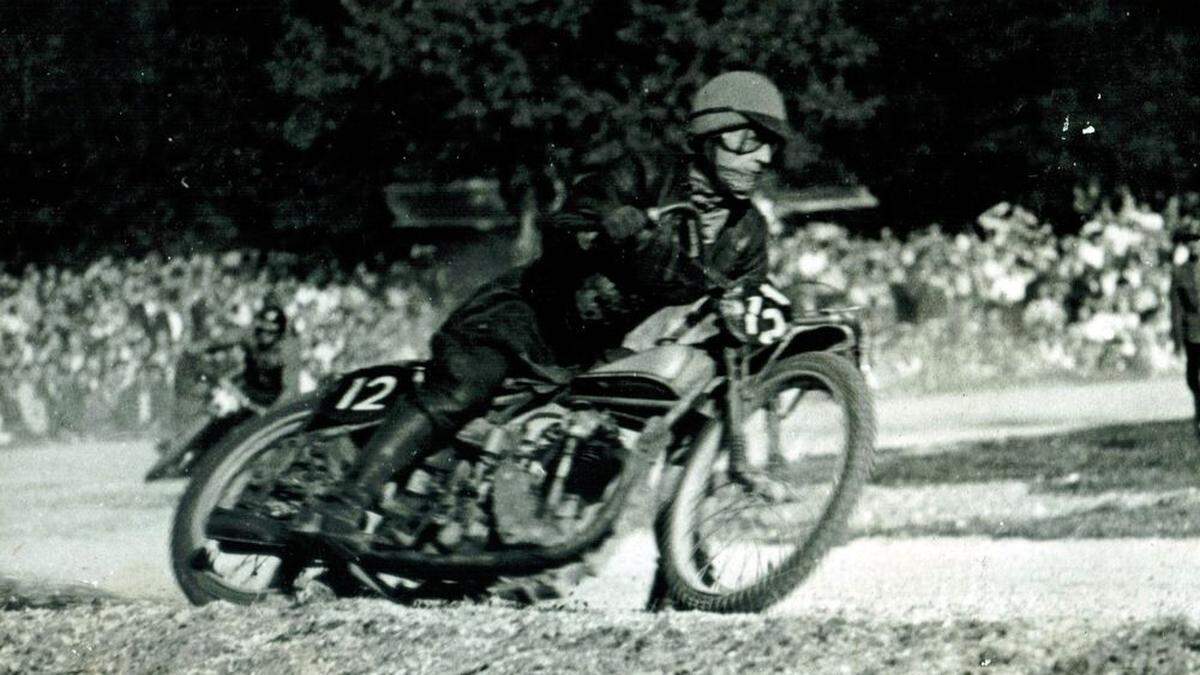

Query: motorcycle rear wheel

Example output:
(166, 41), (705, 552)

(170, 395), (539, 607)
(657, 352), (875, 613)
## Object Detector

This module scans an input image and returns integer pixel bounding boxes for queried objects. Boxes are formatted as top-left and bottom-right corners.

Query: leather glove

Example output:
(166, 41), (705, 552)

(601, 205), (649, 241)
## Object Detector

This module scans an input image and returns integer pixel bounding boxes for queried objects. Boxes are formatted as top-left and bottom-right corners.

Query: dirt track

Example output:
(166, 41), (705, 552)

(3, 376), (1199, 672)
(7, 593), (1200, 674)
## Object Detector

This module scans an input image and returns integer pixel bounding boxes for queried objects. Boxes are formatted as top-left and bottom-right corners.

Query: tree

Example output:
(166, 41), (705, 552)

(843, 0), (1200, 229)
(266, 0), (879, 251)
(0, 1), (290, 265)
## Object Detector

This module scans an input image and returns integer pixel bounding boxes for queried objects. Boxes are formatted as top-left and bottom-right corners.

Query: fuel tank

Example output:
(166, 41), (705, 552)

(570, 345), (716, 401)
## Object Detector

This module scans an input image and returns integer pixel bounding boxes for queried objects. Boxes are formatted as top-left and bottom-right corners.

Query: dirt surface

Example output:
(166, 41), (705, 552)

(874, 376), (1191, 451)
(5, 595), (1200, 674)
(3, 376), (1200, 673)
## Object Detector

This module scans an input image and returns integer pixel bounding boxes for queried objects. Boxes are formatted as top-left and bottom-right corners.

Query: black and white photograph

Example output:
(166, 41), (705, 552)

(3, 1), (1200, 672)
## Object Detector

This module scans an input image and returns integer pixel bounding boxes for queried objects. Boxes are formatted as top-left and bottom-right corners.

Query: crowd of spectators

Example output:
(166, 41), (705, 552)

(774, 192), (1181, 387)
(0, 251), (447, 442)
(0, 194), (1188, 442)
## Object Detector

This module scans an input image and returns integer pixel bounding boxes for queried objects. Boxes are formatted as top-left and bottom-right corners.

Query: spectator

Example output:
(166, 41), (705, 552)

(1170, 226), (1200, 441)
(0, 192), (1191, 439)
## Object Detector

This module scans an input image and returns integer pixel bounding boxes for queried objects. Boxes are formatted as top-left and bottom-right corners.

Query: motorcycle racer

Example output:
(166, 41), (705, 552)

(300, 71), (795, 556)
(148, 304), (302, 480)
(1170, 225), (1200, 442)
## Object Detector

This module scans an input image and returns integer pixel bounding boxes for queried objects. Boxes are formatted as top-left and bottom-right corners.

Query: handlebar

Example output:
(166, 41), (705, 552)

(646, 202), (701, 225)
(207, 374), (268, 416)
(594, 202), (863, 345)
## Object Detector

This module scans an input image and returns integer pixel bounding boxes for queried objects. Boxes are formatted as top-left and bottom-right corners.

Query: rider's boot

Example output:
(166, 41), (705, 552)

(294, 404), (439, 557)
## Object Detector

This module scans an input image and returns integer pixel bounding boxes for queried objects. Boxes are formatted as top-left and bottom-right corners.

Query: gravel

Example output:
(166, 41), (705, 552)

(3, 587), (1200, 674)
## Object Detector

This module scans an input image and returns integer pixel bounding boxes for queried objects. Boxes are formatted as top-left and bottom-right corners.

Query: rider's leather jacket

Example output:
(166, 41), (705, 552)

(240, 335), (302, 407)
(441, 145), (770, 369)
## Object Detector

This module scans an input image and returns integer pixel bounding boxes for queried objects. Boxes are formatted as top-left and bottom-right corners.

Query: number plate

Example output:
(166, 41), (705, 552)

(314, 364), (419, 426)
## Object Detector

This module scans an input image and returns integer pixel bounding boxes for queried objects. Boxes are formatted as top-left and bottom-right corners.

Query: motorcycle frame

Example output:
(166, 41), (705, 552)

(216, 306), (866, 579)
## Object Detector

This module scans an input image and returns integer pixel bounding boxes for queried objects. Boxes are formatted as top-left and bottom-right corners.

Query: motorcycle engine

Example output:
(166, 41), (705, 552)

(490, 406), (626, 546)
(520, 407), (624, 502)
(376, 405), (627, 551)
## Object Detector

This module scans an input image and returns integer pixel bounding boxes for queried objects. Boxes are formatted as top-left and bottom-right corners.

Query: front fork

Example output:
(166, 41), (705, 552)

(723, 348), (754, 478)
(723, 347), (787, 476)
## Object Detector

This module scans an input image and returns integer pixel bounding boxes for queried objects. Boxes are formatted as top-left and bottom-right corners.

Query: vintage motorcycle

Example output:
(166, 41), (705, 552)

(169, 206), (876, 613)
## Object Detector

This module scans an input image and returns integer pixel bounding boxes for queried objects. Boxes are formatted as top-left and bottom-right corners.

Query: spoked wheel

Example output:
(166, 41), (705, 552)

(170, 395), (351, 605)
(657, 352), (875, 613)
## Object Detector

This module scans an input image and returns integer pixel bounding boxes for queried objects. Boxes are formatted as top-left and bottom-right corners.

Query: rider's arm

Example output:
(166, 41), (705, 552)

(177, 340), (241, 395)
(546, 149), (670, 242)
(197, 340), (242, 357)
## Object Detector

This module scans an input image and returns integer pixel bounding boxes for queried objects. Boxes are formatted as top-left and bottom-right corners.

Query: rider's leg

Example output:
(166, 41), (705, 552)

(303, 337), (513, 541)
(199, 409), (256, 445)
(357, 337), (512, 494)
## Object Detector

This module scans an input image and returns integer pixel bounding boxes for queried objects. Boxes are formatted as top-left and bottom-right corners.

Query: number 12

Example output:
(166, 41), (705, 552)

(334, 375), (399, 412)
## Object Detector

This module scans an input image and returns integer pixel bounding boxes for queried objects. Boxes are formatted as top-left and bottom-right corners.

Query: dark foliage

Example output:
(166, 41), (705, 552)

(265, 0), (877, 217)
(0, 2), (299, 263)
(3, 1), (1199, 264)
(843, 0), (1200, 228)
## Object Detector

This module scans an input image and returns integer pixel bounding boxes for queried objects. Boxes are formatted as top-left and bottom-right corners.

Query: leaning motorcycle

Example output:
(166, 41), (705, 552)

(169, 207), (876, 613)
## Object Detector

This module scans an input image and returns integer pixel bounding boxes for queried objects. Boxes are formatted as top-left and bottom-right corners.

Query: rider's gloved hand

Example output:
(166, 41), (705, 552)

(601, 205), (650, 242)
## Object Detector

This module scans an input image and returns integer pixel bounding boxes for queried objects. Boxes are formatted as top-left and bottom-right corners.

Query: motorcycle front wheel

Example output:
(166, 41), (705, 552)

(170, 395), (327, 605)
(657, 352), (876, 613)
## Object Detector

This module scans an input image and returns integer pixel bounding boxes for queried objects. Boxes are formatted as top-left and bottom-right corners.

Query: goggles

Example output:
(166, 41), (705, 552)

(716, 127), (773, 155)
(254, 322), (283, 340)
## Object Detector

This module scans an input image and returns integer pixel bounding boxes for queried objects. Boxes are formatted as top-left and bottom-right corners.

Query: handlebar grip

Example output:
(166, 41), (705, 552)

(647, 203), (702, 225)
(654, 297), (719, 345)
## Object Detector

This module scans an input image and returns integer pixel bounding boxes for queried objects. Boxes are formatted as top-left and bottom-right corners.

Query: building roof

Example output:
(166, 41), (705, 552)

(385, 179), (515, 231)
(384, 181), (876, 230)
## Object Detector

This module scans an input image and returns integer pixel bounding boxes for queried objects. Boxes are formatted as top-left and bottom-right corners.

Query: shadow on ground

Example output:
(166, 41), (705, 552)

(0, 575), (123, 611)
(860, 418), (1200, 539)
(876, 418), (1200, 494)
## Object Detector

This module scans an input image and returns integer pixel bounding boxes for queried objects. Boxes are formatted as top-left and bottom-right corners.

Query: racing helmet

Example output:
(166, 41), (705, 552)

(254, 304), (287, 342)
(688, 71), (792, 147)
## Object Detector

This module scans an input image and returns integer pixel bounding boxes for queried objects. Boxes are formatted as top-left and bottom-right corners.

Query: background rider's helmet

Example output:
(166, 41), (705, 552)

(253, 304), (287, 344)
(688, 71), (792, 148)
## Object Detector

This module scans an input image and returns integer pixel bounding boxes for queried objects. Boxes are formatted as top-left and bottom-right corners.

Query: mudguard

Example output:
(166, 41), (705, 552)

(306, 363), (424, 431)
(781, 323), (855, 355)
(753, 321), (859, 373)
